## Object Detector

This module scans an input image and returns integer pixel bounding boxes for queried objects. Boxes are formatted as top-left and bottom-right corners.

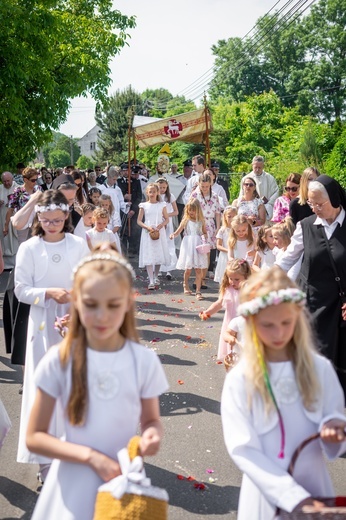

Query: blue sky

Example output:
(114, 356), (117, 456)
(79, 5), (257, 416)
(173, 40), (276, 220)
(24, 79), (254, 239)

(58, 0), (280, 137)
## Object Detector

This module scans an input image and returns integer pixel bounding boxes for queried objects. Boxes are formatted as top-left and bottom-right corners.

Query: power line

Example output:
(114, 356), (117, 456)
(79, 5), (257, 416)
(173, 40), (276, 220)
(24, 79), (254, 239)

(151, 0), (316, 110)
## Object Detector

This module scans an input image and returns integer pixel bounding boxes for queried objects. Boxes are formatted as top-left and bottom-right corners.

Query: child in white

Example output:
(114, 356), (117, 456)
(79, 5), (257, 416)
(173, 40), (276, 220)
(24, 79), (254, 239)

(252, 224), (276, 271)
(271, 218), (300, 281)
(221, 267), (346, 520)
(170, 199), (208, 300)
(214, 206), (237, 283)
(156, 178), (178, 280)
(99, 194), (121, 252)
(137, 183), (169, 290)
(199, 259), (251, 360)
(81, 203), (95, 234)
(26, 247), (169, 520)
(15, 190), (89, 481)
(86, 207), (117, 251)
(228, 214), (255, 265)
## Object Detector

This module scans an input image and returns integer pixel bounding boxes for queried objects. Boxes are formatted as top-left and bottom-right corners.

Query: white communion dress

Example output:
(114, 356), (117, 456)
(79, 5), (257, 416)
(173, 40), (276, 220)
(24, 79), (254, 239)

(176, 220), (208, 270)
(221, 354), (346, 520)
(138, 201), (170, 268)
(15, 234), (89, 464)
(31, 341), (169, 520)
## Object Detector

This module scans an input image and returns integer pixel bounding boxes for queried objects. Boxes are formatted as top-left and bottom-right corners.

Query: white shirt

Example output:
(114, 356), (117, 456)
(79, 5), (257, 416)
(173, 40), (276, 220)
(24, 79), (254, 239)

(183, 173), (201, 204)
(276, 207), (345, 272)
(99, 183), (125, 212)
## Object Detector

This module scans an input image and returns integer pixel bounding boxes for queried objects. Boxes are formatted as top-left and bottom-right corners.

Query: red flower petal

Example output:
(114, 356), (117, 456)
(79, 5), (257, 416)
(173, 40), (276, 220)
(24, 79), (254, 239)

(177, 474), (185, 480)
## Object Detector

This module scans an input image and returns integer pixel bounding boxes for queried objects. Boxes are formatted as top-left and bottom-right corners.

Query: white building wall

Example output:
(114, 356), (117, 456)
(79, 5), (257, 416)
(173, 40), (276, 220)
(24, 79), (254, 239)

(77, 125), (101, 158)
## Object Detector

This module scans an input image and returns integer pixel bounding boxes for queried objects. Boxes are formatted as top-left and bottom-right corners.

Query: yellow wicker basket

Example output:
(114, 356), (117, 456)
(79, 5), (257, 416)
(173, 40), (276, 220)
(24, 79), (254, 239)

(93, 436), (168, 520)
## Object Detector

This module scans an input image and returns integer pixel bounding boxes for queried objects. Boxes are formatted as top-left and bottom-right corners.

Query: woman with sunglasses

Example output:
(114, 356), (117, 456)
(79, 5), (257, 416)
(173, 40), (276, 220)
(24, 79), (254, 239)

(272, 173), (301, 223)
(72, 171), (87, 208)
(232, 175), (266, 230)
(6, 167), (42, 244)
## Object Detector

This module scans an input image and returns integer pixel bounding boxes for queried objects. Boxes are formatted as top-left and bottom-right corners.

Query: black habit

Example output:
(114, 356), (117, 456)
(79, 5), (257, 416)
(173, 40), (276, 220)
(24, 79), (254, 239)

(298, 214), (346, 396)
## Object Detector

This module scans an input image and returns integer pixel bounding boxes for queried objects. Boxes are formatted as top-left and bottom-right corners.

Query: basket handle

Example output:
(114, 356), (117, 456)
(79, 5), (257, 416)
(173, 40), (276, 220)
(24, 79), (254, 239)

(287, 432), (320, 475)
(127, 435), (142, 462)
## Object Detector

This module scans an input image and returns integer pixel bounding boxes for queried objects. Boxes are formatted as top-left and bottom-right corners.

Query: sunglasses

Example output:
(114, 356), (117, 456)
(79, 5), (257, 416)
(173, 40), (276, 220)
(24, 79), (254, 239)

(284, 186), (298, 192)
(244, 183), (255, 188)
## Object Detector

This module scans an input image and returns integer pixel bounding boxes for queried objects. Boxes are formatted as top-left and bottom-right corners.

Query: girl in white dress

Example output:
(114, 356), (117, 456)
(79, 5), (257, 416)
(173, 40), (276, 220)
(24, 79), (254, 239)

(86, 207), (117, 251)
(170, 199), (208, 300)
(26, 246), (169, 520)
(156, 178), (178, 280)
(15, 190), (89, 481)
(252, 224), (276, 271)
(221, 267), (346, 520)
(99, 194), (121, 252)
(214, 206), (237, 283)
(81, 203), (95, 233)
(227, 214), (255, 265)
(137, 183), (169, 290)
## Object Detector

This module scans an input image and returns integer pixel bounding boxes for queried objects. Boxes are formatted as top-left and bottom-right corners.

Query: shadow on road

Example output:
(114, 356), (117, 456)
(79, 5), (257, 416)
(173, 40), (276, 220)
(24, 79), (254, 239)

(146, 463), (239, 515)
(160, 392), (220, 416)
(158, 354), (197, 366)
(0, 476), (37, 519)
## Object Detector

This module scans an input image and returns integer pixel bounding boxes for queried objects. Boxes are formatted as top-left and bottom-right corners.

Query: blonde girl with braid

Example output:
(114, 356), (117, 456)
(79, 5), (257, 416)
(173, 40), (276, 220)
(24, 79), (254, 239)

(26, 245), (168, 520)
(221, 267), (346, 520)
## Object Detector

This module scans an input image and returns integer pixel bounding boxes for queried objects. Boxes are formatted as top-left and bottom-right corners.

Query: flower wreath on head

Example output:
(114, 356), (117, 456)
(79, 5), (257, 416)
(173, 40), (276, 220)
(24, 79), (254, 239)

(238, 288), (306, 317)
(237, 287), (306, 460)
(35, 203), (70, 213)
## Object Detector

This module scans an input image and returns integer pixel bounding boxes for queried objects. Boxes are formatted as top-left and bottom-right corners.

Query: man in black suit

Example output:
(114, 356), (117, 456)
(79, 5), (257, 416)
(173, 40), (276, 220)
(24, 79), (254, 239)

(118, 163), (142, 256)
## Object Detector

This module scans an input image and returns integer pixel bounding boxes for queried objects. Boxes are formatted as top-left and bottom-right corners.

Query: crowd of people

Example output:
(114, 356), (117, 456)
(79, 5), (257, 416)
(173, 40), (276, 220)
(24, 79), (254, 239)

(0, 154), (345, 519)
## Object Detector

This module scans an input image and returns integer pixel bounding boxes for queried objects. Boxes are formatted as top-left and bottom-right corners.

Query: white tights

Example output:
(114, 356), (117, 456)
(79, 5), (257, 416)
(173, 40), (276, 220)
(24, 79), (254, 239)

(146, 265), (160, 284)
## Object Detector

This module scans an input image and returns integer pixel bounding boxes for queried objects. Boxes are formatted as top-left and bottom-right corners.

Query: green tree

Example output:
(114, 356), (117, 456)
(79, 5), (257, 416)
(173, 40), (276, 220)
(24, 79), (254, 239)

(77, 155), (94, 170)
(0, 0), (135, 169)
(324, 125), (346, 186)
(55, 135), (80, 165)
(210, 91), (304, 170)
(300, 0), (346, 121)
(95, 86), (143, 165)
(49, 149), (71, 168)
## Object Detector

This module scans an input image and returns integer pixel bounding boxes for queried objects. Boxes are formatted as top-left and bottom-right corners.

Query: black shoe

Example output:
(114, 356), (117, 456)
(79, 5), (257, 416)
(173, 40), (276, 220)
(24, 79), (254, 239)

(19, 384), (23, 395)
(166, 272), (172, 280)
(201, 284), (208, 290)
(192, 283), (196, 290)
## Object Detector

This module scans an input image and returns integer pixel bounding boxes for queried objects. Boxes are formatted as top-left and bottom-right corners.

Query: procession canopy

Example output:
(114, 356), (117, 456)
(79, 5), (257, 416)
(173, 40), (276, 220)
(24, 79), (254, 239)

(133, 108), (212, 149)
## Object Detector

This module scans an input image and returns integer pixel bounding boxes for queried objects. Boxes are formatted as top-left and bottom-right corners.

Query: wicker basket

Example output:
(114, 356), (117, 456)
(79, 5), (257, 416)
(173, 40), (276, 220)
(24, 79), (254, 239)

(223, 349), (239, 372)
(277, 433), (346, 519)
(93, 436), (168, 520)
(149, 229), (160, 241)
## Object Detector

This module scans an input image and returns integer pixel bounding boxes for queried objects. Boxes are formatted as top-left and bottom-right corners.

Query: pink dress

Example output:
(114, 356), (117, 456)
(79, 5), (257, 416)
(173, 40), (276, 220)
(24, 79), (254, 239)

(217, 286), (239, 360)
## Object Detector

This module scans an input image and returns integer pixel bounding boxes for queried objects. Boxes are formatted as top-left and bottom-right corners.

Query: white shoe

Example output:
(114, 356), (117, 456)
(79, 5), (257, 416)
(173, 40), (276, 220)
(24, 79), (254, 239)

(154, 277), (160, 285)
(148, 283), (155, 290)
(158, 271), (162, 277)
(208, 271), (214, 280)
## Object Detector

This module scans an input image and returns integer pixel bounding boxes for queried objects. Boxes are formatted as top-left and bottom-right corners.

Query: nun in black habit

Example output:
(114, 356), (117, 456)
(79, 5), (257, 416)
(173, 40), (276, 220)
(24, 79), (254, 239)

(276, 175), (346, 398)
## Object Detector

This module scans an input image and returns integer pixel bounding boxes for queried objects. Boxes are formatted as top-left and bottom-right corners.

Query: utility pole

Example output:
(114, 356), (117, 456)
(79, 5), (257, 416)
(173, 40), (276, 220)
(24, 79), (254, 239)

(70, 135), (74, 165)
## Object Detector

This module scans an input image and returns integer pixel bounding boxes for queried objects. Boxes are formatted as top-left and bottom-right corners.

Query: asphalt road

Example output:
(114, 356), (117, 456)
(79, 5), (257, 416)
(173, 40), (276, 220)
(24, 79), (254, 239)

(1, 264), (345, 519)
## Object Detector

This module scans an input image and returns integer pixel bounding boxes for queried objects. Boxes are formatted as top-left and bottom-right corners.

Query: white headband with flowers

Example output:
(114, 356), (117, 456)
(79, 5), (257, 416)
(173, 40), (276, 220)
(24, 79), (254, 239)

(238, 288), (306, 317)
(35, 203), (70, 213)
(73, 253), (136, 280)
